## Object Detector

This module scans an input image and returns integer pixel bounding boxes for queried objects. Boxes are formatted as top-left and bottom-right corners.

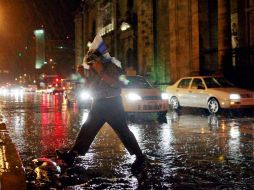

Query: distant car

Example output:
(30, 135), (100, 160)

(42, 84), (65, 95)
(26, 84), (38, 92)
(52, 86), (65, 94)
(166, 76), (254, 113)
(0, 84), (25, 96)
(65, 76), (169, 116)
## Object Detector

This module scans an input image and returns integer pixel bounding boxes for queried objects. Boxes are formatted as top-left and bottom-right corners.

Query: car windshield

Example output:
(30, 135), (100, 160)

(124, 76), (153, 88)
(204, 77), (235, 88)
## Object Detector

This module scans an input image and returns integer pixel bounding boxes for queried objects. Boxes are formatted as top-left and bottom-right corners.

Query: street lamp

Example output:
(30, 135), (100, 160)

(120, 22), (131, 31)
(87, 41), (92, 48)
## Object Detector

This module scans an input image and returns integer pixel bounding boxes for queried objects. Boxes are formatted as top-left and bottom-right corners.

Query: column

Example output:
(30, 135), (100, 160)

(218, 0), (232, 75)
(137, 0), (154, 78)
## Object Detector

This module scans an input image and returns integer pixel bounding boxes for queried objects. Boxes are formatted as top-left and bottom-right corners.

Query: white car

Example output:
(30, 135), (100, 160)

(166, 76), (254, 113)
(121, 75), (168, 116)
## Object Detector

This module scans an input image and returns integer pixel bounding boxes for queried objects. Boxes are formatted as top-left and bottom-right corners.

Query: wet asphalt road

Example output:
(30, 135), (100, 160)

(0, 93), (253, 189)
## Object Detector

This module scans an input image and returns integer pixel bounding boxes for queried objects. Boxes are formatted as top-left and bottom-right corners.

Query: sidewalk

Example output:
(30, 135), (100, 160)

(0, 123), (26, 190)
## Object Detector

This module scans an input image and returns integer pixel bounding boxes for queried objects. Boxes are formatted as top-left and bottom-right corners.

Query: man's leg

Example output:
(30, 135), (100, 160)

(105, 99), (143, 157)
(56, 109), (105, 165)
(70, 111), (105, 155)
(108, 117), (143, 157)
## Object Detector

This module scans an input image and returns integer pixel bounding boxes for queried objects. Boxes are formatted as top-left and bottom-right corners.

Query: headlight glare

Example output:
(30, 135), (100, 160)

(80, 91), (92, 100)
(126, 93), (142, 101)
(229, 94), (240, 100)
(161, 92), (169, 100)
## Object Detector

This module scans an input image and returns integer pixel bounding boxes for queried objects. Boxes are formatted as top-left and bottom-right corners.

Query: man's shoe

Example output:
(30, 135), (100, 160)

(56, 150), (77, 165)
(131, 154), (146, 172)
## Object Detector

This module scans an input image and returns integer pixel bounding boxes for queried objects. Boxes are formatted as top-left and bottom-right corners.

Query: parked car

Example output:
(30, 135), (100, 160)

(65, 75), (169, 116)
(166, 76), (254, 113)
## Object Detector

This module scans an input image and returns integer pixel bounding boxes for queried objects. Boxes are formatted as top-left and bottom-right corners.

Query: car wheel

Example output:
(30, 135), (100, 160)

(170, 97), (180, 110)
(207, 98), (220, 114)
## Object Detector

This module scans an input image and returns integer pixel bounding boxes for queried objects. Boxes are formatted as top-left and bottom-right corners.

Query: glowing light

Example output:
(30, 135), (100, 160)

(81, 110), (89, 124)
(34, 29), (45, 69)
(221, 121), (226, 131)
(126, 93), (142, 101)
(161, 93), (169, 100)
(0, 88), (8, 95)
(230, 126), (240, 138)
(201, 127), (205, 134)
(119, 75), (129, 85)
(218, 155), (225, 162)
(34, 29), (44, 35)
(160, 124), (175, 153)
(229, 94), (240, 100)
(120, 22), (131, 31)
(228, 122), (242, 163)
(87, 41), (92, 48)
(79, 91), (92, 100)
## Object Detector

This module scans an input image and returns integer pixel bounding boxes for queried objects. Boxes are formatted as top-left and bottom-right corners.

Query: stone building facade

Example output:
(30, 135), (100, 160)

(75, 0), (254, 88)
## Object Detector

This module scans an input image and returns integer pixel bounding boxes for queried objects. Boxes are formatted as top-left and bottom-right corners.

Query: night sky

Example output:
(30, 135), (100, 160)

(0, 0), (81, 71)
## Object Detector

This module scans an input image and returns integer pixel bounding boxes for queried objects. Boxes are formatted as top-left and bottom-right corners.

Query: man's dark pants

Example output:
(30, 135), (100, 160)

(70, 96), (143, 157)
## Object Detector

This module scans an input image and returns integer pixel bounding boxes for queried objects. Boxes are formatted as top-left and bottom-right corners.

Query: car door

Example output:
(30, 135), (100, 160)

(175, 78), (192, 106)
(189, 78), (208, 108)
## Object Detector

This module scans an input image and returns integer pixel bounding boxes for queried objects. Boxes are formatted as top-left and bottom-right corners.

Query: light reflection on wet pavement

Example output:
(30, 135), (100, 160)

(0, 93), (253, 189)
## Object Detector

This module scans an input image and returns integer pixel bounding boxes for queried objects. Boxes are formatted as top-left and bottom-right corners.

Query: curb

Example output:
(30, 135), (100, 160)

(0, 123), (26, 190)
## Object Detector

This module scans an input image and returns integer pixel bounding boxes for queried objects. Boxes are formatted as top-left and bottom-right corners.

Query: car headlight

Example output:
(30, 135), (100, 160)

(0, 88), (8, 95)
(161, 92), (169, 100)
(79, 91), (92, 100)
(11, 88), (24, 95)
(229, 93), (240, 100)
(126, 93), (142, 101)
